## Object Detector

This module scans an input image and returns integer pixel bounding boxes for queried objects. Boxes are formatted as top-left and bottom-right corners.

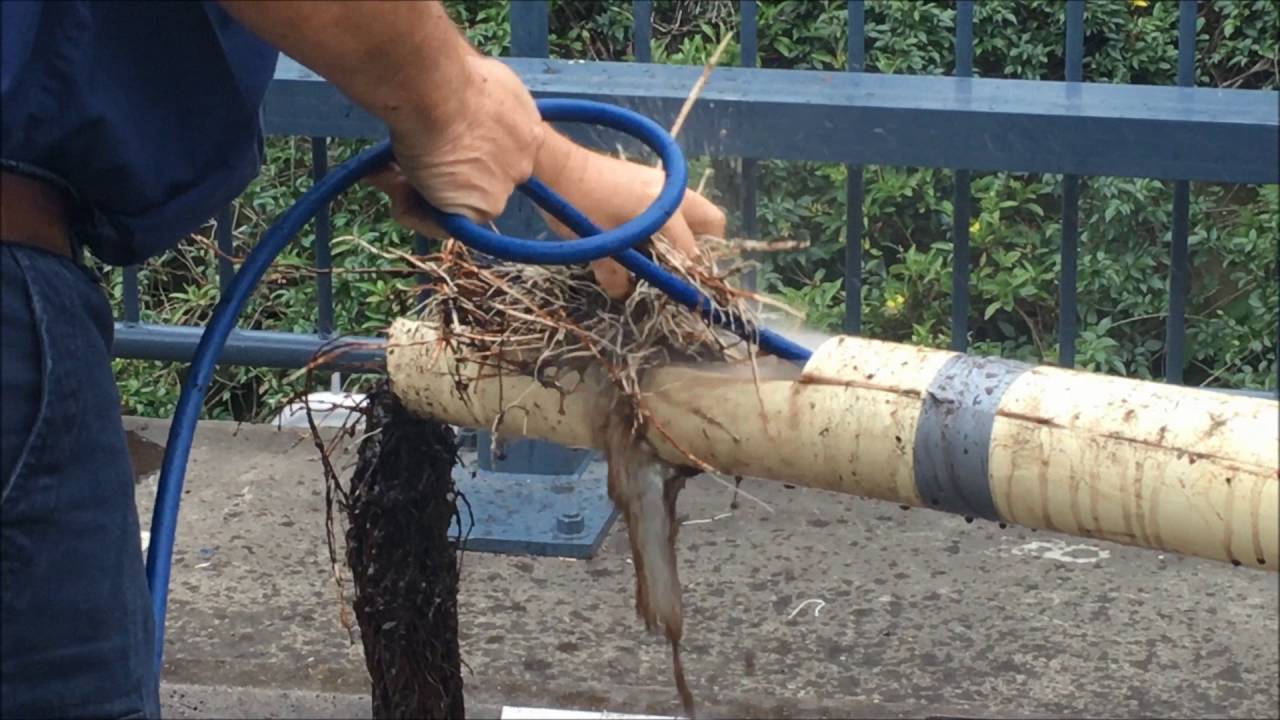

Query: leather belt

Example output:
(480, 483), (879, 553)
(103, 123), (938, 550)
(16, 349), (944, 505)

(0, 170), (75, 259)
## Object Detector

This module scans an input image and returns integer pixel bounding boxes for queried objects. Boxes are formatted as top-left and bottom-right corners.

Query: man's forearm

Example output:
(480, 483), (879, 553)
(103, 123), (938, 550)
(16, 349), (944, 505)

(223, 0), (606, 232)
(219, 0), (473, 131)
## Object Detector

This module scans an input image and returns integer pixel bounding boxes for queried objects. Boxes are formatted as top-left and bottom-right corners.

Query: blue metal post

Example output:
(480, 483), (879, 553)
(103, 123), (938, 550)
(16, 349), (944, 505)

(431, 0), (619, 558)
(632, 0), (653, 62)
(215, 207), (234, 296)
(1165, 0), (1196, 384)
(311, 137), (334, 338)
(740, 0), (760, 293)
(123, 266), (141, 324)
(950, 0), (974, 352)
(481, 0), (591, 478)
(844, 0), (866, 335)
(1059, 0), (1084, 368)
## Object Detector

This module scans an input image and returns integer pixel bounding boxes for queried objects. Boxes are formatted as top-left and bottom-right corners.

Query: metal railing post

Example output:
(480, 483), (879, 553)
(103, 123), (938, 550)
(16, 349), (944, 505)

(949, 0), (975, 352)
(844, 0), (866, 335)
(477, 0), (592, 478)
(1165, 0), (1197, 384)
(1058, 0), (1084, 368)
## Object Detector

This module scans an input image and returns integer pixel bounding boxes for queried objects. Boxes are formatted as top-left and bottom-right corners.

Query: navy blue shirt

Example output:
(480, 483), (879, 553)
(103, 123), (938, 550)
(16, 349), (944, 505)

(2, 1), (279, 266)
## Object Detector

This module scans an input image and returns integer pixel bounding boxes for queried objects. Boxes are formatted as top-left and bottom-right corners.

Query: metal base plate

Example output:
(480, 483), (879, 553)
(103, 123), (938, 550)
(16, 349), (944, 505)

(449, 454), (617, 559)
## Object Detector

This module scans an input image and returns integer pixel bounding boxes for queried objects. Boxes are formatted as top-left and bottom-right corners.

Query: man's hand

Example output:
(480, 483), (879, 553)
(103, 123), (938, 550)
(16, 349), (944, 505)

(220, 0), (726, 297)
(533, 129), (727, 298)
(220, 1), (543, 232)
(371, 121), (727, 299)
(364, 53), (545, 235)
(393, 52), (543, 225)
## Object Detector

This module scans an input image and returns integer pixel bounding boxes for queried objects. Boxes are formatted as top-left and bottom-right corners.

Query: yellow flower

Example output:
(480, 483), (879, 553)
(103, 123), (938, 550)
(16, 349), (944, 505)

(885, 293), (906, 314)
(969, 219), (981, 235)
(1132, 0), (1149, 7)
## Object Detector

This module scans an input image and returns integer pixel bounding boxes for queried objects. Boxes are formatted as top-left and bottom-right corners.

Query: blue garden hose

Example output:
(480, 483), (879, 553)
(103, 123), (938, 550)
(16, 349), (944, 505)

(145, 98), (814, 667)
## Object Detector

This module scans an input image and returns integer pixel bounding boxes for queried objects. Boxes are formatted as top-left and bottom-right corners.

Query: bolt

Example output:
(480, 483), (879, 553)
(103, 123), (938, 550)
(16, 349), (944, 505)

(557, 511), (585, 536)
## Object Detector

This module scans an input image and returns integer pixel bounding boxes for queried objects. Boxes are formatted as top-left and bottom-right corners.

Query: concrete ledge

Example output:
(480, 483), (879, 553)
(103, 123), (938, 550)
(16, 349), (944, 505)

(162, 684), (374, 719)
(133, 417), (1279, 719)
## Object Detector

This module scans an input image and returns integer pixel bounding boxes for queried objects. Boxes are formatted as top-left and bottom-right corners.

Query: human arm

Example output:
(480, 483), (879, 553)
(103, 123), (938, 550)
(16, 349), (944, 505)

(218, 0), (540, 225)
(219, 1), (725, 297)
(218, 0), (475, 137)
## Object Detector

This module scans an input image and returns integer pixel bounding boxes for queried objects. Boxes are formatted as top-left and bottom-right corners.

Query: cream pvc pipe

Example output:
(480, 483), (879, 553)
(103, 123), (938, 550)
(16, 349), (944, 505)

(386, 318), (1279, 571)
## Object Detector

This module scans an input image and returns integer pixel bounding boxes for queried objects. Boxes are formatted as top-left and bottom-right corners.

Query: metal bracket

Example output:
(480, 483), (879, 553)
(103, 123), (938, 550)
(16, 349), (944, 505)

(449, 452), (617, 559)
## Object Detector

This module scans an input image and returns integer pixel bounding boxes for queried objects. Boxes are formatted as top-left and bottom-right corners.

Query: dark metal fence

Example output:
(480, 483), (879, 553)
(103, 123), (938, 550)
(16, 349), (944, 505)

(113, 0), (1279, 389)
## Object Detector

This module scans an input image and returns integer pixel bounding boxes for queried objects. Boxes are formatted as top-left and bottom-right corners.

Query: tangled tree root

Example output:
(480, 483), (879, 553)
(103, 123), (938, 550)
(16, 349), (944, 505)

(339, 383), (466, 718)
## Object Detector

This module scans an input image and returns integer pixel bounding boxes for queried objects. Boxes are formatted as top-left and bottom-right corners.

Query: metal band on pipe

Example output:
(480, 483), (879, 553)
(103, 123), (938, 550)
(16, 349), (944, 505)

(913, 354), (1031, 521)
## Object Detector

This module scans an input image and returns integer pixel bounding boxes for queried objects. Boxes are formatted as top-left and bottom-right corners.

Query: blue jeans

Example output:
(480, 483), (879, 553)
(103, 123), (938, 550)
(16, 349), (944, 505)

(1, 243), (160, 718)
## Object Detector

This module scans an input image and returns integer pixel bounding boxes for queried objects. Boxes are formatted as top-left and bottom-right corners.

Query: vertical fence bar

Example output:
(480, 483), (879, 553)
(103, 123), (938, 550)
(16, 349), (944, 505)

(311, 137), (334, 338)
(739, 0), (758, 97)
(844, 0), (866, 335)
(1165, 0), (1196, 383)
(633, 0), (653, 62)
(215, 210), (233, 295)
(1058, 0), (1084, 368)
(740, 0), (760, 293)
(950, 0), (974, 352)
(123, 266), (140, 323)
(510, 0), (550, 58)
(215, 207), (234, 296)
(493, 0), (586, 474)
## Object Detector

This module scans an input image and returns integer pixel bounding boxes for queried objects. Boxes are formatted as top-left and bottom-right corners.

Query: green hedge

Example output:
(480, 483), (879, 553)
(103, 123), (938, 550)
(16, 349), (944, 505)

(108, 0), (1278, 421)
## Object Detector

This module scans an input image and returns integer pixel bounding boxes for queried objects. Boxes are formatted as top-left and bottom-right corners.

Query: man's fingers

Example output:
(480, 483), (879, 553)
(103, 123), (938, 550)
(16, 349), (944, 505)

(543, 208), (633, 298)
(362, 165), (447, 238)
(363, 163), (403, 195)
(590, 258), (633, 299)
(658, 212), (698, 267)
(681, 189), (727, 238)
(534, 179), (726, 297)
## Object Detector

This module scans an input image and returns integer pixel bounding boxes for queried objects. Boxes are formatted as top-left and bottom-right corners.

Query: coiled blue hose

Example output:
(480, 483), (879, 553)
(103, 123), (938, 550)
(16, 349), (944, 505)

(145, 98), (813, 667)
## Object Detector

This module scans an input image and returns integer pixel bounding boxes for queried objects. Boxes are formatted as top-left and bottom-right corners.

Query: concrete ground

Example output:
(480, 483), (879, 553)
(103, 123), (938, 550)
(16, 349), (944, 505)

(127, 416), (1279, 720)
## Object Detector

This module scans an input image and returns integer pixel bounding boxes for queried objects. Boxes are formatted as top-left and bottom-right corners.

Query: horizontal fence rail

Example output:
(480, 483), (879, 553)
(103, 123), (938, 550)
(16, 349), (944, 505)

(113, 324), (382, 371)
(113, 0), (1280, 401)
(266, 56), (1279, 185)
